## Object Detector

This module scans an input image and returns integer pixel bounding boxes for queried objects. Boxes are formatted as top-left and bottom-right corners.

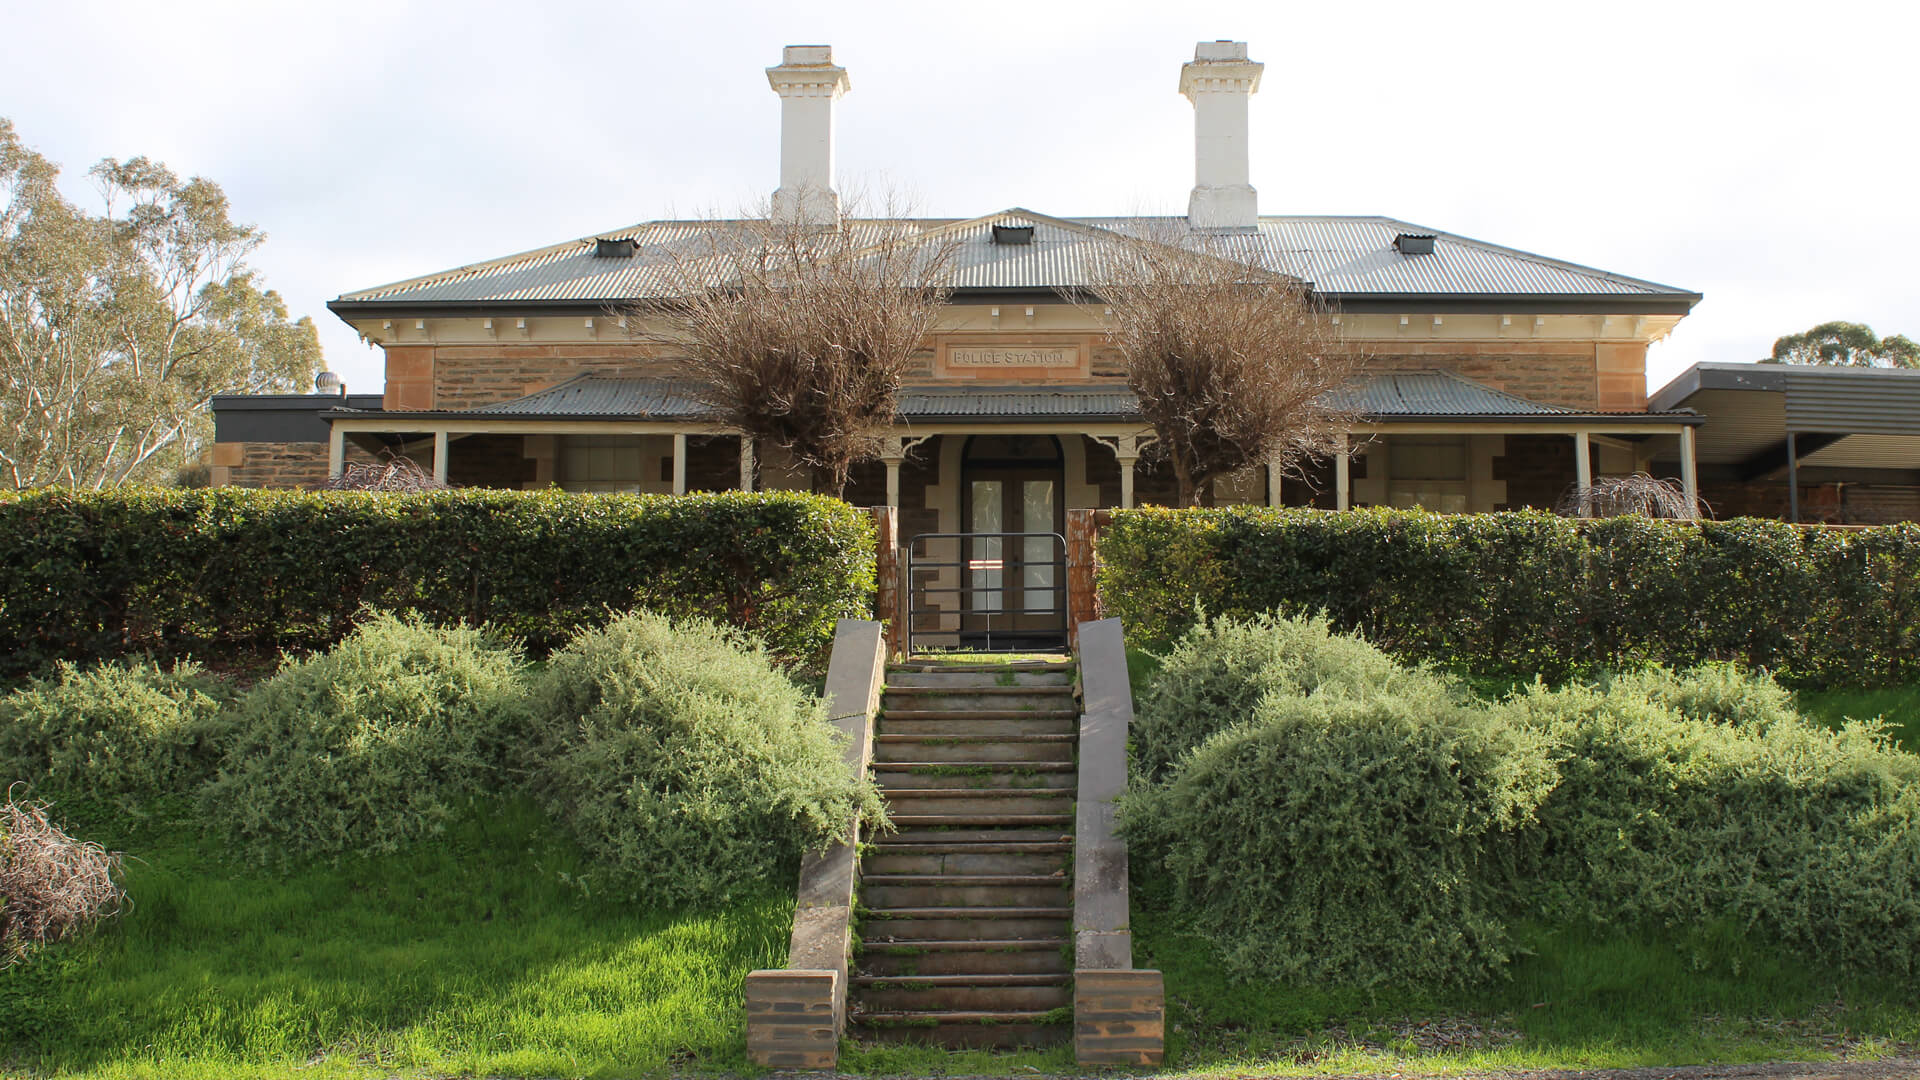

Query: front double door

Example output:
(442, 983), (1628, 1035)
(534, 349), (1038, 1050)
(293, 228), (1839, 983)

(961, 465), (1066, 644)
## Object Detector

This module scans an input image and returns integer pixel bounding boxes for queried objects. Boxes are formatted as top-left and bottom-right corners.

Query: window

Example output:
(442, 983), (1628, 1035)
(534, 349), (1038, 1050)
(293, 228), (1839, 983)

(1386, 436), (1469, 513)
(559, 435), (644, 492)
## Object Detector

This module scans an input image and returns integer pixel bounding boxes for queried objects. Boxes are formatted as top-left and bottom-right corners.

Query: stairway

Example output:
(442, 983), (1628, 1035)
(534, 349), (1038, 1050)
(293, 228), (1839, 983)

(851, 659), (1078, 1049)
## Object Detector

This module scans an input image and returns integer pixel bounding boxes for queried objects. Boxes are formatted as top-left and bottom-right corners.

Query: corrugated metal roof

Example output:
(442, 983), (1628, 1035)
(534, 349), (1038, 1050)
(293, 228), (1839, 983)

(335, 208), (1694, 307)
(898, 383), (1140, 419)
(346, 370), (1671, 424)
(474, 375), (707, 417)
(1783, 366), (1920, 436)
(1326, 370), (1571, 416)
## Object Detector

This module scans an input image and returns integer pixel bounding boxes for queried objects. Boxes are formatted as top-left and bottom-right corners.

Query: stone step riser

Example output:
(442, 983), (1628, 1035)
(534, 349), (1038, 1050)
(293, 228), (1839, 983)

(879, 828), (1073, 846)
(852, 1019), (1068, 1049)
(864, 883), (1070, 909)
(854, 984), (1071, 1013)
(870, 767), (1074, 790)
(882, 695), (1076, 714)
(862, 916), (1069, 941)
(880, 792), (1071, 816)
(864, 851), (1067, 875)
(873, 737), (1074, 764)
(882, 717), (1077, 737)
(884, 671), (1072, 688)
(859, 949), (1070, 977)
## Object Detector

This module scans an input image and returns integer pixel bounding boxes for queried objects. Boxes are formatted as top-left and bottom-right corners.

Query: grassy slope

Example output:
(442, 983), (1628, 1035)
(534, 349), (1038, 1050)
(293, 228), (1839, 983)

(1134, 905), (1920, 1075)
(1797, 684), (1920, 751)
(0, 797), (791, 1080)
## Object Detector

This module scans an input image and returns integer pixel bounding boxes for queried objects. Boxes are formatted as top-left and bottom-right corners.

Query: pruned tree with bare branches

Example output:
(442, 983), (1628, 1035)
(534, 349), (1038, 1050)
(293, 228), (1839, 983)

(632, 199), (957, 497)
(1091, 228), (1356, 506)
(1557, 474), (1706, 520)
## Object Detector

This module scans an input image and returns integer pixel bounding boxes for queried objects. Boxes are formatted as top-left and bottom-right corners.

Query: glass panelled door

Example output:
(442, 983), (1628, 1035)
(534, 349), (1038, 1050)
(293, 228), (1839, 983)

(959, 435), (1066, 643)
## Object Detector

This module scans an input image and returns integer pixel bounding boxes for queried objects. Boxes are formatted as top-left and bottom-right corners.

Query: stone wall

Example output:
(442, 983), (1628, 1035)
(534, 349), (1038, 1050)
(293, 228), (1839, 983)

(1357, 343), (1619, 411)
(1699, 479), (1920, 524)
(445, 435), (536, 489)
(381, 344), (681, 412)
(210, 441), (375, 489)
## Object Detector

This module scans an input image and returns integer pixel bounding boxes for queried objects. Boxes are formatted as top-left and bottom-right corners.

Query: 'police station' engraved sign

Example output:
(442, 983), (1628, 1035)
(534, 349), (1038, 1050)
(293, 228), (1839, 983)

(948, 346), (1078, 368)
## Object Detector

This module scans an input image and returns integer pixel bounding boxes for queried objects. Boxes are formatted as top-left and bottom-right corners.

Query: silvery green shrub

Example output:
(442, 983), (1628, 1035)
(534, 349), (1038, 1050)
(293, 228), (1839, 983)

(1130, 610), (1457, 782)
(203, 613), (527, 862)
(0, 659), (231, 798)
(525, 609), (885, 907)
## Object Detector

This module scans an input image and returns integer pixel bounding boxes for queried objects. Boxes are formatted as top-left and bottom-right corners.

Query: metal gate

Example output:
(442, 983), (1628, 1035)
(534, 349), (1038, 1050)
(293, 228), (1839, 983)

(903, 531), (1068, 654)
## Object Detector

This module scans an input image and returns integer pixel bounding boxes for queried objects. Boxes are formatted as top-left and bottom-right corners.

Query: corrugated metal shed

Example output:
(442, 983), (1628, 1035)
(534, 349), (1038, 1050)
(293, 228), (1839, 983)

(334, 208), (1695, 308)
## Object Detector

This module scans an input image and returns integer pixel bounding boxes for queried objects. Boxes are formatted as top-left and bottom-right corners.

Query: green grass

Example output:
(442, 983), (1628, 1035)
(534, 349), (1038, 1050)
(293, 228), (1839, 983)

(0, 796), (792, 1080)
(1132, 903), (1920, 1075)
(1797, 683), (1920, 751)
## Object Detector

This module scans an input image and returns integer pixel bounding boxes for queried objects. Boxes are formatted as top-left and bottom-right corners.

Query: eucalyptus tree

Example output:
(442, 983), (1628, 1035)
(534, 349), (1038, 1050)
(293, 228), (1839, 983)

(0, 119), (320, 488)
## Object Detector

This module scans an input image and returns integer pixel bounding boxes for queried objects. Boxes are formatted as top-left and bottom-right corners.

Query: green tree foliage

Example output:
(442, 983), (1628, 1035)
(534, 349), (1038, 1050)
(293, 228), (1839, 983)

(203, 614), (529, 863)
(0, 658), (232, 797)
(1763, 320), (1920, 368)
(525, 609), (885, 907)
(0, 118), (320, 488)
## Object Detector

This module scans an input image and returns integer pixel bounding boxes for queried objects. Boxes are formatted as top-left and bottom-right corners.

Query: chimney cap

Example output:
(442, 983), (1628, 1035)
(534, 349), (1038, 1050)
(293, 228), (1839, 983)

(779, 44), (836, 66)
(1194, 40), (1249, 61)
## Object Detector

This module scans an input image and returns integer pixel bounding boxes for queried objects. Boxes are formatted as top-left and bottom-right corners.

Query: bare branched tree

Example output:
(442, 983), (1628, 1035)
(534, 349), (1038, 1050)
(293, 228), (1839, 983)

(632, 196), (957, 497)
(1091, 227), (1357, 506)
(1557, 474), (1706, 520)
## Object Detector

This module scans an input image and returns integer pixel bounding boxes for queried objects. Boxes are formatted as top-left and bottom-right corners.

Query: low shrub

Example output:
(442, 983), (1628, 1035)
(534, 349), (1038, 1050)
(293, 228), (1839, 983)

(0, 659), (232, 798)
(1097, 506), (1920, 684)
(202, 613), (528, 862)
(0, 487), (876, 678)
(1503, 675), (1920, 975)
(526, 609), (884, 907)
(1124, 691), (1555, 988)
(1127, 614), (1920, 988)
(0, 797), (124, 966)
(1130, 611), (1456, 782)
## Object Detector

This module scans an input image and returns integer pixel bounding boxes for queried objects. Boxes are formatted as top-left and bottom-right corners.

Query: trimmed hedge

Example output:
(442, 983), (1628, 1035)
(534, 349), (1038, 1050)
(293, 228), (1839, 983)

(0, 488), (876, 677)
(1099, 507), (1920, 684)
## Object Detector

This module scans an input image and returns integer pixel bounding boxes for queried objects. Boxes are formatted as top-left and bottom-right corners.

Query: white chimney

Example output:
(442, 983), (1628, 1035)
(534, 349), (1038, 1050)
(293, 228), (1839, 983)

(1180, 40), (1263, 231)
(766, 45), (850, 226)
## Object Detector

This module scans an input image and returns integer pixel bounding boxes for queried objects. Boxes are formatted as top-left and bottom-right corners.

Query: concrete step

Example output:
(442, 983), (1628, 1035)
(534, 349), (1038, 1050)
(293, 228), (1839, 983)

(874, 733), (1075, 764)
(854, 976), (1072, 1013)
(880, 789), (1071, 817)
(862, 874), (1070, 909)
(886, 670), (1073, 688)
(879, 827), (1073, 846)
(852, 1010), (1069, 1049)
(859, 938), (1070, 976)
(863, 848), (1069, 875)
(881, 716), (1077, 737)
(862, 907), (1071, 941)
(870, 762), (1075, 790)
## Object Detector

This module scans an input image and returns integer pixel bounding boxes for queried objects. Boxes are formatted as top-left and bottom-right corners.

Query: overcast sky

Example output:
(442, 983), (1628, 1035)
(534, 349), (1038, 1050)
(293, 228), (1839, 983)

(6, 0), (1915, 396)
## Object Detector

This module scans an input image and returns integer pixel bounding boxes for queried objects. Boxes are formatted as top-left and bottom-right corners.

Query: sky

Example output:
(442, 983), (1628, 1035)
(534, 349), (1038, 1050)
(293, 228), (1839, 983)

(5, 0), (1915, 396)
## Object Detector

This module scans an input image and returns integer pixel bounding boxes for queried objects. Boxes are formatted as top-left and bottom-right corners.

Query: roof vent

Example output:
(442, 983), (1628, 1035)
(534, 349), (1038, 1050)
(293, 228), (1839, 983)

(1393, 233), (1436, 256)
(991, 224), (1035, 245)
(594, 237), (638, 258)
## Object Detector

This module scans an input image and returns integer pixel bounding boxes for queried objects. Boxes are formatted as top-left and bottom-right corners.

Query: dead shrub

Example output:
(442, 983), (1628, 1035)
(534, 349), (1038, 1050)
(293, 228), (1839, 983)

(0, 795), (125, 965)
(321, 455), (446, 492)
(1557, 473), (1706, 520)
